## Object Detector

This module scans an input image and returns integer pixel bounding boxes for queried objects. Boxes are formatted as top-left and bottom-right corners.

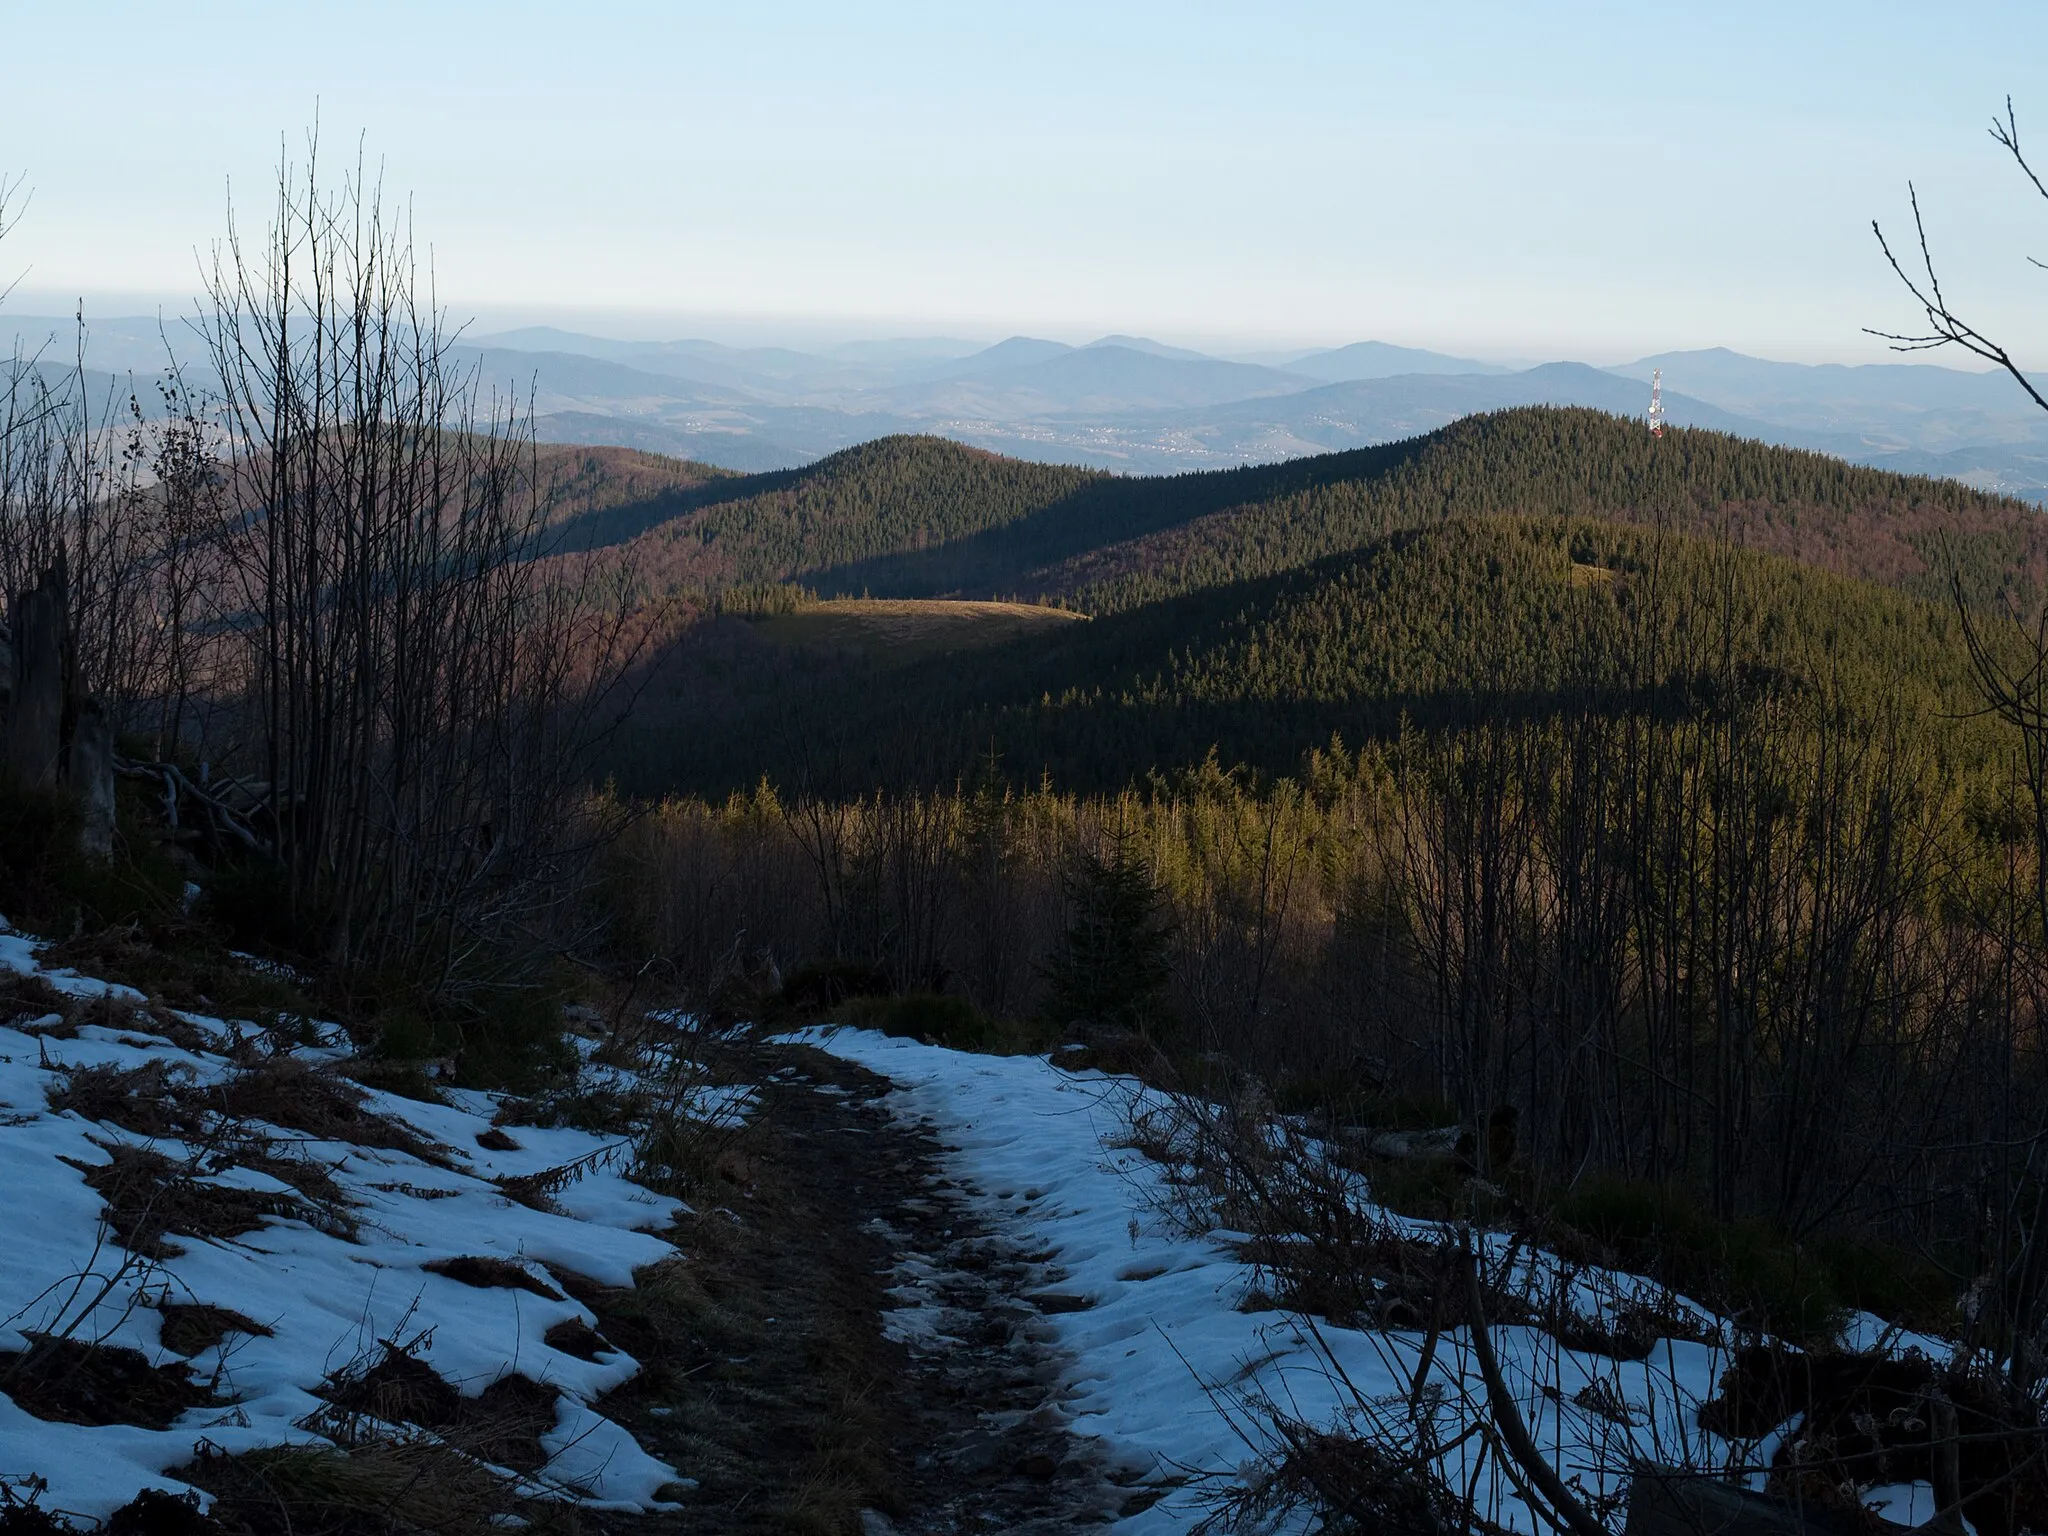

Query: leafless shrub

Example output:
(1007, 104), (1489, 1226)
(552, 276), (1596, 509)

(184, 132), (651, 1004)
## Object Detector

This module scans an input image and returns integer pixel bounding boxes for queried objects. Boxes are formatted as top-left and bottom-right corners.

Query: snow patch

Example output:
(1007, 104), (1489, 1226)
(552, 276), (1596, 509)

(0, 930), (702, 1522)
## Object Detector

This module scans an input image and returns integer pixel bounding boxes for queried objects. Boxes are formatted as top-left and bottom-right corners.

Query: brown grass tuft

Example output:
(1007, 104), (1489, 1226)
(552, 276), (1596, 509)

(211, 1059), (447, 1163)
(0, 969), (77, 1035)
(46, 1060), (207, 1138)
(179, 1437), (530, 1536)
(156, 1302), (275, 1358)
(0, 1334), (222, 1429)
(313, 1346), (563, 1478)
(422, 1256), (565, 1301)
(540, 1318), (614, 1362)
(63, 1142), (302, 1257)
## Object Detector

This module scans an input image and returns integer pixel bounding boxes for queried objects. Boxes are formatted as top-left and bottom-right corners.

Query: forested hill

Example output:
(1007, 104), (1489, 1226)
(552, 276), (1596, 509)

(552, 409), (2047, 617)
(575, 436), (1106, 593)
(811, 408), (2048, 613)
(534, 442), (740, 546)
(609, 514), (1998, 795)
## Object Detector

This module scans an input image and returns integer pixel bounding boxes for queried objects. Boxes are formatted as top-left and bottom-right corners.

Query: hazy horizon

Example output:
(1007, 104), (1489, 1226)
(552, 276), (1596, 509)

(8, 2), (2048, 368)
(0, 288), (2022, 377)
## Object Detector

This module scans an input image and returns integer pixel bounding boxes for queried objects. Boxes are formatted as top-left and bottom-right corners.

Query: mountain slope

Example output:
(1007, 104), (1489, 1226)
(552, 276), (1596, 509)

(610, 511), (1996, 795)
(816, 407), (2047, 614)
(587, 435), (1106, 594)
(1612, 347), (2028, 417)
(458, 346), (759, 410)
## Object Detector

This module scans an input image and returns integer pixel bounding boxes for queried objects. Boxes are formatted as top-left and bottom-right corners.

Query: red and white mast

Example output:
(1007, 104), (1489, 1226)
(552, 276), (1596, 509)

(1648, 368), (1666, 437)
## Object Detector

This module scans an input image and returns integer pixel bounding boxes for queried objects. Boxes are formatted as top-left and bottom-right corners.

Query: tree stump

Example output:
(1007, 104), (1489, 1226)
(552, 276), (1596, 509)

(2, 557), (116, 861)
(69, 699), (115, 861)
(5, 560), (70, 789)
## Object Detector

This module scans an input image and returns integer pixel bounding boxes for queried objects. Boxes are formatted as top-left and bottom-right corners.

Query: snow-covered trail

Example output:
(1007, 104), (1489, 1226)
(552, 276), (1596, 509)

(794, 1026), (1953, 1535)
(791, 1027), (1295, 1531)
(595, 1033), (1141, 1534)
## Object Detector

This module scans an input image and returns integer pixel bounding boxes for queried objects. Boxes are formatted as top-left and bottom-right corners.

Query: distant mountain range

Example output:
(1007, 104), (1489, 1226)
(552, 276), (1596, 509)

(8, 311), (2048, 495)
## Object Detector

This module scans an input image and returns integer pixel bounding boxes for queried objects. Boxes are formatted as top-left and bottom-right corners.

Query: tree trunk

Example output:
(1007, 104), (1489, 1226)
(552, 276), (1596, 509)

(6, 559), (71, 789)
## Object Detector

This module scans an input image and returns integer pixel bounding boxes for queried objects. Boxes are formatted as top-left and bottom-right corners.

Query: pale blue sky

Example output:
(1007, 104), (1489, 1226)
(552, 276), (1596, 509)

(4, 1), (2047, 360)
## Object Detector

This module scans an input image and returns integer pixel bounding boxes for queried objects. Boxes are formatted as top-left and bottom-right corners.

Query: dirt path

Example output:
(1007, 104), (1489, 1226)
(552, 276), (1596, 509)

(587, 1036), (1147, 1535)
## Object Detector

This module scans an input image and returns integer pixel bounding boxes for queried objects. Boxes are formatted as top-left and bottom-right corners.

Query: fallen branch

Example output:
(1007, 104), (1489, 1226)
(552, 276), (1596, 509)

(114, 755), (265, 855)
(1460, 1230), (1609, 1536)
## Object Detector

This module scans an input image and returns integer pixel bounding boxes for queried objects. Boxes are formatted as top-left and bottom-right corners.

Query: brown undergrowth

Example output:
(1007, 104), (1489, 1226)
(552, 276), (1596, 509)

(310, 1340), (562, 1477)
(0, 1334), (223, 1430)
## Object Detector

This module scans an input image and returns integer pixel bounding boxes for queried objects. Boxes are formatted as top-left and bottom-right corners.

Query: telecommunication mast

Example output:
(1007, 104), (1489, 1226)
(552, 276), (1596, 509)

(1648, 369), (1666, 437)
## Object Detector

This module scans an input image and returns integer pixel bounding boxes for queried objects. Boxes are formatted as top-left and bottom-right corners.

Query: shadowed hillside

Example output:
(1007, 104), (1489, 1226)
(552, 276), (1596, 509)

(608, 512), (2001, 796)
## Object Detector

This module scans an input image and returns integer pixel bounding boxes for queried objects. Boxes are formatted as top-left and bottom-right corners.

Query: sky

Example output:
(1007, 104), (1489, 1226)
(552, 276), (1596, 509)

(4, 0), (2048, 363)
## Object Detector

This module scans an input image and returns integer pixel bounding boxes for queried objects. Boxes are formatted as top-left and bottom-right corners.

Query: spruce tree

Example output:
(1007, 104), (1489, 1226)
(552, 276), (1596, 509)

(1040, 831), (1174, 1036)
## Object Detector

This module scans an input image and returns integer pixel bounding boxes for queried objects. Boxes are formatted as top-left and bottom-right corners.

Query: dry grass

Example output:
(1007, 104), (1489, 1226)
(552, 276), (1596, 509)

(0, 969), (79, 1035)
(541, 1318), (614, 1362)
(337, 1058), (452, 1106)
(46, 1060), (208, 1138)
(63, 1142), (307, 1257)
(421, 1256), (565, 1302)
(1195, 1418), (1466, 1536)
(38, 920), (316, 1026)
(0, 1333), (221, 1430)
(179, 1437), (539, 1536)
(156, 1302), (273, 1357)
(312, 1345), (562, 1477)
(751, 598), (1085, 665)
(211, 1058), (447, 1164)
(49, 1062), (364, 1243)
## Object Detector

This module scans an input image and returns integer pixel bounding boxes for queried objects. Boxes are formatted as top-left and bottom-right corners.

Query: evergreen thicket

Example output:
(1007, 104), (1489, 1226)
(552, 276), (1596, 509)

(1039, 831), (1175, 1037)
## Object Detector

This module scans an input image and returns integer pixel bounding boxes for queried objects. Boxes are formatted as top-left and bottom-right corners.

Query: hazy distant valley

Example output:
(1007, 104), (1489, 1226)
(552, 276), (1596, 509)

(16, 311), (2048, 493)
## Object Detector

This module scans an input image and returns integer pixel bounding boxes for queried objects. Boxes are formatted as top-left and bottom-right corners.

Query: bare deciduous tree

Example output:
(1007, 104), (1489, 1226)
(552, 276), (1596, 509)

(190, 134), (646, 1002)
(1875, 97), (2048, 1389)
